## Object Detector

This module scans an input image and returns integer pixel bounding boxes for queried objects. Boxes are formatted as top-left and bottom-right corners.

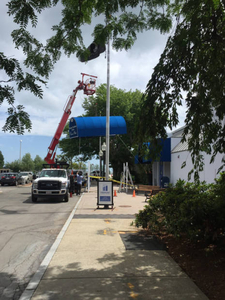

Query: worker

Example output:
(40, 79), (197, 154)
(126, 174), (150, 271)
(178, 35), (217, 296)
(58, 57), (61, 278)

(69, 172), (75, 194)
(76, 171), (83, 195)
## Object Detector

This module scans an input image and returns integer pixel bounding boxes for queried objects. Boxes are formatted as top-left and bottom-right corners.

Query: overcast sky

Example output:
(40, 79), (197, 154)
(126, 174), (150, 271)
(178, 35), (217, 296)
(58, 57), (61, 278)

(0, 1), (186, 164)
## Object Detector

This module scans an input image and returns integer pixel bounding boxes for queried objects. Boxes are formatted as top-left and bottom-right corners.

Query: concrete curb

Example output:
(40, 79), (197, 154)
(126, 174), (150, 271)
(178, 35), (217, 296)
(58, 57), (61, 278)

(19, 194), (83, 300)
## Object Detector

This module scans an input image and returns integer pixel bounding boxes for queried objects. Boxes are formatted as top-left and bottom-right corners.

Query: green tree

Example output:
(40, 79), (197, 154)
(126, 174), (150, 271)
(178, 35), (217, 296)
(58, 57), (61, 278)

(0, 151), (4, 168)
(138, 0), (225, 179)
(4, 160), (23, 172)
(91, 164), (99, 172)
(3, 0), (224, 176)
(21, 153), (34, 171)
(0, 53), (45, 134)
(71, 161), (82, 170)
(2, 0), (172, 133)
(33, 155), (45, 171)
(4, 154), (44, 172)
(59, 84), (143, 179)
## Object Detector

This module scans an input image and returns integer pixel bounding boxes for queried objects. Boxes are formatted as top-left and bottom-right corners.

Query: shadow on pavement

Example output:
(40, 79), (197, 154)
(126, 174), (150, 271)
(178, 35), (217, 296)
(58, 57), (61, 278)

(0, 271), (29, 300)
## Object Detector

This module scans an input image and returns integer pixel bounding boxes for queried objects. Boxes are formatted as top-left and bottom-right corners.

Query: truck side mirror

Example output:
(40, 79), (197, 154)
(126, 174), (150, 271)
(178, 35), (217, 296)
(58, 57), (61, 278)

(33, 175), (37, 180)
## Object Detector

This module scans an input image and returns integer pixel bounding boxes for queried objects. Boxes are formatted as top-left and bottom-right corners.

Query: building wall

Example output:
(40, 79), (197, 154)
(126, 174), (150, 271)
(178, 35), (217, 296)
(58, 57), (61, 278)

(0, 169), (11, 173)
(163, 162), (170, 178)
(150, 132), (225, 186)
(171, 137), (182, 150)
(152, 161), (171, 186)
(171, 151), (225, 184)
(152, 162), (159, 186)
(151, 137), (180, 186)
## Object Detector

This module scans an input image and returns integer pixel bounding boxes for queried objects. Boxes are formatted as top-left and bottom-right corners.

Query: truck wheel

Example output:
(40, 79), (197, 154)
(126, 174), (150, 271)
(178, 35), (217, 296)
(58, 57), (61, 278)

(64, 192), (69, 202)
(1, 183), (4, 186)
(32, 195), (37, 203)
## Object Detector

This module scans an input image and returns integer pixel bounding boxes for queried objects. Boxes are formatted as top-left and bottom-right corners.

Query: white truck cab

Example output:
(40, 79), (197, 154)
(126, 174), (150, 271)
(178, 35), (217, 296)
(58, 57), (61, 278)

(32, 168), (69, 203)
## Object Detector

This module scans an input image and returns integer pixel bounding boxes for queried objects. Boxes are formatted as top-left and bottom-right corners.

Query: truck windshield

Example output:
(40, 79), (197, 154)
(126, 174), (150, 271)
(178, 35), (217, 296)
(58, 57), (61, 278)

(40, 170), (66, 178)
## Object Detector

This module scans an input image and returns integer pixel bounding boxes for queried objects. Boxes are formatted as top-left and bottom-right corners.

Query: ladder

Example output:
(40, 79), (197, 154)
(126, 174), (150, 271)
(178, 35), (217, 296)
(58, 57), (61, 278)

(119, 162), (134, 192)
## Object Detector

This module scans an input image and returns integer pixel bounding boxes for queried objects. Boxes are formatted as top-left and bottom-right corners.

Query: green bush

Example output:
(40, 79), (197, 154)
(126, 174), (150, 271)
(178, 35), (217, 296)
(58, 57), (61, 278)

(134, 174), (225, 243)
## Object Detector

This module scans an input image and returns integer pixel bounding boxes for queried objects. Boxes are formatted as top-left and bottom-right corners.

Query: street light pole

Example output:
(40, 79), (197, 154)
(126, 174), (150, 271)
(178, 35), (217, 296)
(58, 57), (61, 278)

(102, 142), (106, 179)
(19, 140), (22, 161)
(99, 150), (103, 177)
(99, 136), (102, 175)
(105, 33), (110, 180)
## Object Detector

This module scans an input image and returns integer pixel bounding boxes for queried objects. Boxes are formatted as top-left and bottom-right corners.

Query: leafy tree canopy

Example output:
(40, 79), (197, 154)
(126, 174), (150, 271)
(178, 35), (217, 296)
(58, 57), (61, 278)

(59, 84), (143, 178)
(4, 159), (22, 173)
(2, 0), (172, 134)
(5, 153), (44, 172)
(33, 155), (46, 171)
(0, 151), (4, 168)
(138, 0), (225, 179)
(21, 153), (34, 170)
(2, 0), (225, 178)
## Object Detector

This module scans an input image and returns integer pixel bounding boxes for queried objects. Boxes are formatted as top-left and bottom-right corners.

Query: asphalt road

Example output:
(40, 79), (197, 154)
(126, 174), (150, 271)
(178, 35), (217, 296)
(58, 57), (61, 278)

(0, 184), (79, 300)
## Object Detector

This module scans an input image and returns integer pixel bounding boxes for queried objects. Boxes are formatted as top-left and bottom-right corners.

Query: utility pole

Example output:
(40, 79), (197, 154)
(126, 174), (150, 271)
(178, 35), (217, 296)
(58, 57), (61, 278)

(105, 32), (110, 180)
(19, 140), (22, 161)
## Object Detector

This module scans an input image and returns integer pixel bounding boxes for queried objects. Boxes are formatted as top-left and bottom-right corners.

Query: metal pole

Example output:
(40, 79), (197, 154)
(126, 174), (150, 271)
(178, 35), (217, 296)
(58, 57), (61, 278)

(103, 151), (106, 178)
(99, 136), (101, 175)
(20, 140), (22, 161)
(105, 36), (110, 180)
(125, 162), (128, 193)
(88, 161), (90, 193)
(100, 156), (102, 177)
(123, 163), (125, 191)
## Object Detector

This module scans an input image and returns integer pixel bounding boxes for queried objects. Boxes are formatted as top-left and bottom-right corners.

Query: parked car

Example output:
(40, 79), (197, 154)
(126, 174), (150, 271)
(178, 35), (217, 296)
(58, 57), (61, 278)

(91, 170), (100, 177)
(1, 173), (19, 186)
(17, 172), (33, 185)
(0, 173), (5, 184)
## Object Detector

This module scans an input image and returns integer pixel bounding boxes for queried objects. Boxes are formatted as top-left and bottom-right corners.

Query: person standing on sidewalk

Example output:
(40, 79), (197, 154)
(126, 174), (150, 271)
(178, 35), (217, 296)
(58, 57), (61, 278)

(76, 171), (83, 195)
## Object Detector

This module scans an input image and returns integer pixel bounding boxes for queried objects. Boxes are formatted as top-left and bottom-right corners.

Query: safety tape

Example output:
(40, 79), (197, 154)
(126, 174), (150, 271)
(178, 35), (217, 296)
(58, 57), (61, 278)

(89, 175), (134, 187)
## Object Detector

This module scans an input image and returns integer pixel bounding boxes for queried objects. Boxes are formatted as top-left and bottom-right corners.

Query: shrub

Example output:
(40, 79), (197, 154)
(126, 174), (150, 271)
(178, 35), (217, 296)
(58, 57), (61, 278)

(134, 174), (225, 243)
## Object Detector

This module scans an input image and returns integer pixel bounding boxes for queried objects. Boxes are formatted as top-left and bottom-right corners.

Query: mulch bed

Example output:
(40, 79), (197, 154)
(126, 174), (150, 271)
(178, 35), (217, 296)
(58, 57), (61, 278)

(153, 232), (225, 300)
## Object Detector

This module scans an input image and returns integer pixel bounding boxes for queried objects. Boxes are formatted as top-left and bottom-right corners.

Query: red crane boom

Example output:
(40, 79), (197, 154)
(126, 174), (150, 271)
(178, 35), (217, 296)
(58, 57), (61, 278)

(45, 73), (97, 164)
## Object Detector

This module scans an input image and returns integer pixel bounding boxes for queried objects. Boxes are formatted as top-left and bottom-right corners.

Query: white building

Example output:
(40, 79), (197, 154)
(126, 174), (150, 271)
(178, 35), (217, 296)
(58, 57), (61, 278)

(150, 126), (225, 186)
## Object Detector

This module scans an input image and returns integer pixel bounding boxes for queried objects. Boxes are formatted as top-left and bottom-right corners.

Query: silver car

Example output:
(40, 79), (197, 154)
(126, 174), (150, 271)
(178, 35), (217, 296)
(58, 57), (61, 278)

(17, 172), (33, 185)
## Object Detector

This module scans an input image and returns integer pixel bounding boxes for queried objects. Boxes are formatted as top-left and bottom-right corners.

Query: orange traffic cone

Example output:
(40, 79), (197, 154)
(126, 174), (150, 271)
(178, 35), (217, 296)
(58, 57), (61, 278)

(114, 190), (117, 197)
(132, 190), (136, 197)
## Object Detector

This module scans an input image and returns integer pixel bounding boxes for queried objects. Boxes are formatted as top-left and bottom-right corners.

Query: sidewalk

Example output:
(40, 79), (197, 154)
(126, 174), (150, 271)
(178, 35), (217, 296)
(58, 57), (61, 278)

(21, 186), (208, 300)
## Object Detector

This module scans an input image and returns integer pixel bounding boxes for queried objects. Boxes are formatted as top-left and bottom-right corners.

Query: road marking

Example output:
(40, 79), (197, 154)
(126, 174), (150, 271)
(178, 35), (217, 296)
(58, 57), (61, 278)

(104, 219), (111, 223)
(102, 229), (117, 235)
(130, 291), (139, 299)
(128, 283), (134, 289)
(127, 283), (139, 299)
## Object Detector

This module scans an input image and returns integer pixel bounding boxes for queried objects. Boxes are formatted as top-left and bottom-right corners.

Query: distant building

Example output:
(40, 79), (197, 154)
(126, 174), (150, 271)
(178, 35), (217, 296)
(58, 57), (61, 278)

(0, 168), (11, 173)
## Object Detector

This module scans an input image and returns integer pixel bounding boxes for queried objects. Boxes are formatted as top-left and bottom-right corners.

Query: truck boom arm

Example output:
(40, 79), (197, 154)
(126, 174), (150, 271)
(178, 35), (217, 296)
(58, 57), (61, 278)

(45, 74), (97, 164)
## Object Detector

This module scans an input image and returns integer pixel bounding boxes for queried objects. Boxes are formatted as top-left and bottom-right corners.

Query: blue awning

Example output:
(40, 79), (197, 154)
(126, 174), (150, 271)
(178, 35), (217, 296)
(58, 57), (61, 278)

(135, 138), (171, 163)
(69, 116), (127, 138)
